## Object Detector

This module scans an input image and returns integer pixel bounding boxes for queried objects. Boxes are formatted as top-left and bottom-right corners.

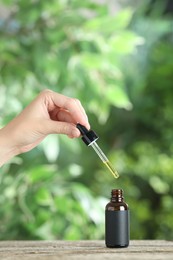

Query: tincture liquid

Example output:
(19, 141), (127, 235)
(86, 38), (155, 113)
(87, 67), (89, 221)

(105, 189), (130, 248)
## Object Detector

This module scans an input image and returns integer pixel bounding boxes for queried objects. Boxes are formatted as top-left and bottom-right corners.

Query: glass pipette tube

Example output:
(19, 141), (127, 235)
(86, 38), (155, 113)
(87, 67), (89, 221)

(76, 123), (119, 179)
(90, 141), (119, 179)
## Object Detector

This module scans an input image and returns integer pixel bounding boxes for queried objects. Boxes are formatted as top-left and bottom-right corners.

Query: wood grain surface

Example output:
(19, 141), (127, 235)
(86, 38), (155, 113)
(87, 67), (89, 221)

(0, 240), (173, 260)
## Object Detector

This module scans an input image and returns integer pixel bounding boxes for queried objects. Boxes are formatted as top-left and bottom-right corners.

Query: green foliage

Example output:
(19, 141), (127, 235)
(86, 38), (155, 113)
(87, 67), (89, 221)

(1, 0), (173, 240)
(0, 0), (137, 123)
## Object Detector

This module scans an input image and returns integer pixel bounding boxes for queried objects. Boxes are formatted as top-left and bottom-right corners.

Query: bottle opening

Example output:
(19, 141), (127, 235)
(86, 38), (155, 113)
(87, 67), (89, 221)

(111, 189), (124, 201)
(111, 189), (123, 196)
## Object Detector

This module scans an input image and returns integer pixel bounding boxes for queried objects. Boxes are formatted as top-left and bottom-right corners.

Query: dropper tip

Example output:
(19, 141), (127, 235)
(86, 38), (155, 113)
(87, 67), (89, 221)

(103, 160), (119, 179)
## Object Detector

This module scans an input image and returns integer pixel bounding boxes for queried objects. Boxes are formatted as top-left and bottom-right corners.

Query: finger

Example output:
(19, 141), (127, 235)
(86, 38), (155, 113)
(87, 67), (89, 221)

(73, 99), (89, 122)
(49, 107), (60, 121)
(43, 120), (81, 137)
(56, 109), (76, 124)
(49, 108), (77, 124)
(46, 91), (90, 129)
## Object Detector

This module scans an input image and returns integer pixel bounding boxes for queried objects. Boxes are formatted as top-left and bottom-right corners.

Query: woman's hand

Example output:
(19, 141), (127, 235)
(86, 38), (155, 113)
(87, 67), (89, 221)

(0, 89), (90, 166)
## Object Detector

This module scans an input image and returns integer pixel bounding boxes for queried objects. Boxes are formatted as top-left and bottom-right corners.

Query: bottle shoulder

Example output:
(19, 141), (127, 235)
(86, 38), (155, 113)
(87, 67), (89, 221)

(106, 201), (129, 211)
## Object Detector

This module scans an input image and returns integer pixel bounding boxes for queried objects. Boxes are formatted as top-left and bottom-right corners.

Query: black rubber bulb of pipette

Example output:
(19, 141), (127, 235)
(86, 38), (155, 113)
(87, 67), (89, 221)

(76, 123), (88, 135)
(76, 123), (99, 146)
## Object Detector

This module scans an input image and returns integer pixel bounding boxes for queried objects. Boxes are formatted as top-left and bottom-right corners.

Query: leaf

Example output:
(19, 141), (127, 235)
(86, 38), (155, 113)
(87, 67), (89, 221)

(35, 188), (52, 206)
(149, 176), (169, 194)
(28, 165), (56, 183)
(80, 52), (106, 69)
(35, 222), (54, 240)
(68, 164), (82, 177)
(42, 135), (60, 163)
(85, 9), (133, 34)
(110, 32), (144, 54)
(106, 85), (132, 110)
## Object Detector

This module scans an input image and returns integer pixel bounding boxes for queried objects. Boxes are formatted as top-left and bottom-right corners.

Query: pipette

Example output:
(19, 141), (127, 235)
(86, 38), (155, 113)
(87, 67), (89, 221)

(76, 123), (119, 179)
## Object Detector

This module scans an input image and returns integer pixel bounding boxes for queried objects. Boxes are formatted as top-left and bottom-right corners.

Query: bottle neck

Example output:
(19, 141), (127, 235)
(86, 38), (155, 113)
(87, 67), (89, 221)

(111, 189), (124, 203)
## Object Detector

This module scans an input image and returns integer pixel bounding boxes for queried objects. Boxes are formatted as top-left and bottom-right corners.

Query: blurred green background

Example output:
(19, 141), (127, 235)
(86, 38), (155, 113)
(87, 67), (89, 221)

(0, 0), (173, 240)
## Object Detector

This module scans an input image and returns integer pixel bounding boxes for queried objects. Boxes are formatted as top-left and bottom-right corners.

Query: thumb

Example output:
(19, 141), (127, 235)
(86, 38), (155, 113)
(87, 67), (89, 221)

(43, 120), (81, 137)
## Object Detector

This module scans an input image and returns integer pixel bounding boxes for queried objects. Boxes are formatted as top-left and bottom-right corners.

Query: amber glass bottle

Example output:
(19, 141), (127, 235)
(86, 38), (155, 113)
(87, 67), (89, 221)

(105, 189), (130, 248)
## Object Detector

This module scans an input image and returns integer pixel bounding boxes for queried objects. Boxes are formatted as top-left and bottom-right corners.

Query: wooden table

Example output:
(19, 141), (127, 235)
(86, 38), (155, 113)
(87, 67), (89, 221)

(0, 240), (173, 260)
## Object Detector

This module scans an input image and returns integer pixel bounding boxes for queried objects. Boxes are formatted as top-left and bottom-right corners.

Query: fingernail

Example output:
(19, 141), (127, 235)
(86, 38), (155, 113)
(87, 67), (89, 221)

(86, 121), (90, 130)
(71, 128), (80, 138)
